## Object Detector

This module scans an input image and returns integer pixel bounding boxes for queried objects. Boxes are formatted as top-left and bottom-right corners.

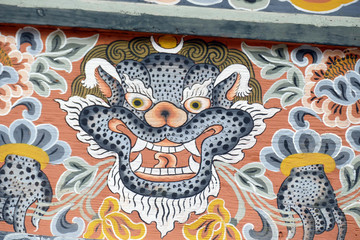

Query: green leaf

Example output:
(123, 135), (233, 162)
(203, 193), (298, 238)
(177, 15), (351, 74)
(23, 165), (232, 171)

(263, 68), (304, 108)
(29, 57), (67, 96)
(29, 72), (50, 96)
(42, 29), (98, 63)
(280, 88), (303, 108)
(41, 55), (72, 72)
(339, 156), (360, 197)
(234, 162), (276, 199)
(344, 202), (360, 228)
(55, 157), (98, 200)
(46, 29), (66, 52)
(242, 42), (293, 79)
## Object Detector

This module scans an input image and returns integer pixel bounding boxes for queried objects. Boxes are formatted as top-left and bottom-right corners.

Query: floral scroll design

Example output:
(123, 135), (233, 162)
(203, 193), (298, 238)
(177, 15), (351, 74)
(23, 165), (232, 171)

(0, 30), (34, 115)
(0, 98), (71, 232)
(242, 43), (322, 108)
(302, 49), (360, 128)
(260, 107), (354, 239)
(183, 198), (241, 240)
(0, 27), (98, 115)
(83, 196), (147, 240)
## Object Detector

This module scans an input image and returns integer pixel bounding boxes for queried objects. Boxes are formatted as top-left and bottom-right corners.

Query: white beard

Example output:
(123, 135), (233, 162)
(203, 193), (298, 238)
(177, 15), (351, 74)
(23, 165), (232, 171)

(108, 159), (220, 237)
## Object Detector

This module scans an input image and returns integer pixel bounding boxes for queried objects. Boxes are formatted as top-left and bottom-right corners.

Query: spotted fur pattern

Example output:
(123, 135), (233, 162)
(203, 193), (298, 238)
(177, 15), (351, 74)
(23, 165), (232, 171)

(0, 155), (52, 232)
(278, 164), (347, 240)
(79, 53), (255, 199)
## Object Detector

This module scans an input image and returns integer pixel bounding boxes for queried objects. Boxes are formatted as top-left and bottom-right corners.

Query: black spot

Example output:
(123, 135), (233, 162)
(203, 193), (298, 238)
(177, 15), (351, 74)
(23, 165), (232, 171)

(120, 165), (126, 171)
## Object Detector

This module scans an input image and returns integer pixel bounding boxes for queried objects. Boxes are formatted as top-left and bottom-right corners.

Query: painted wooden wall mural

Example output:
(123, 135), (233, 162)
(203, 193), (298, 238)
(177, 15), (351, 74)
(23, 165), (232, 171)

(0, 25), (359, 239)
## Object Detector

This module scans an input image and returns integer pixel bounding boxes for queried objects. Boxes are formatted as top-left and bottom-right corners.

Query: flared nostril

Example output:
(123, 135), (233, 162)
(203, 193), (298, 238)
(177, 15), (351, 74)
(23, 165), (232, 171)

(161, 110), (170, 118)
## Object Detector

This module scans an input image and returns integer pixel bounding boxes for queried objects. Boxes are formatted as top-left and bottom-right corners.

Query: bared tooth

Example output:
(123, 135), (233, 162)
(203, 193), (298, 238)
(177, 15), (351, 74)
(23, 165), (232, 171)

(161, 146), (170, 153)
(131, 139), (147, 152)
(168, 168), (176, 175)
(184, 140), (200, 156)
(175, 168), (183, 174)
(153, 145), (161, 151)
(188, 155), (200, 173)
(146, 142), (154, 150)
(160, 168), (168, 175)
(175, 145), (185, 152)
(144, 168), (151, 174)
(137, 167), (145, 173)
(130, 153), (142, 171)
(182, 166), (192, 174)
(151, 168), (160, 175)
(169, 147), (176, 153)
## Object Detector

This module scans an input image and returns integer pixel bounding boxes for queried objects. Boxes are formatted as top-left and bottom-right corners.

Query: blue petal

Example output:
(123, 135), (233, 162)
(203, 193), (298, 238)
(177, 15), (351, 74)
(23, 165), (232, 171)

(32, 124), (59, 150)
(46, 141), (71, 164)
(346, 125), (360, 151)
(334, 147), (354, 168)
(294, 129), (320, 153)
(0, 125), (10, 146)
(16, 27), (43, 55)
(0, 64), (19, 88)
(260, 147), (282, 172)
(9, 119), (36, 144)
(319, 133), (341, 157)
(272, 129), (297, 158)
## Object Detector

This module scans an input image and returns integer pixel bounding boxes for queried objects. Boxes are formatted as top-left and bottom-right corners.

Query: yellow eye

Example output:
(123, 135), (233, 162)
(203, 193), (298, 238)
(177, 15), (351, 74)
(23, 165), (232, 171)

(125, 93), (152, 111)
(190, 100), (201, 110)
(184, 97), (211, 113)
(132, 98), (144, 108)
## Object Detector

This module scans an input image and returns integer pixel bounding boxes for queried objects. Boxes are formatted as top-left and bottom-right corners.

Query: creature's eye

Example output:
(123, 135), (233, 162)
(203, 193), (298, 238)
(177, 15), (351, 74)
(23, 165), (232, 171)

(125, 93), (152, 111)
(184, 97), (211, 113)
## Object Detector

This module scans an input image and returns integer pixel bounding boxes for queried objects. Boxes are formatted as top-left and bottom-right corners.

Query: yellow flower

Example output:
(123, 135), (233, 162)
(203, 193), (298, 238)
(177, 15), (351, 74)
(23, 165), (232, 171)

(84, 196), (146, 240)
(183, 199), (241, 240)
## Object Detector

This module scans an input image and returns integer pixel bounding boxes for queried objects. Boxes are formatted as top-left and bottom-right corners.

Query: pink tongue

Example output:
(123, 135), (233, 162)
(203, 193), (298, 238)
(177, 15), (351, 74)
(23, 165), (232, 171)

(154, 153), (177, 168)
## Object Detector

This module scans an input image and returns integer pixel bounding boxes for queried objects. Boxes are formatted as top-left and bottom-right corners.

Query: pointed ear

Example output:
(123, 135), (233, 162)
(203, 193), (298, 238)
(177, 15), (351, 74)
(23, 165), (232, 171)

(82, 58), (121, 89)
(213, 64), (252, 101)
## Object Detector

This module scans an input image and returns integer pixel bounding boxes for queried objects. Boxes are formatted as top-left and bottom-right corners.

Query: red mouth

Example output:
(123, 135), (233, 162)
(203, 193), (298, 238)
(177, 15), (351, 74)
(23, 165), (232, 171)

(109, 118), (222, 182)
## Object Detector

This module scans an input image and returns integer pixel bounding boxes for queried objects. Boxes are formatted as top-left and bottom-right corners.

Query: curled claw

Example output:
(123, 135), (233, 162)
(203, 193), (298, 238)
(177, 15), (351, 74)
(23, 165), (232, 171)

(277, 164), (347, 240)
(0, 155), (52, 232)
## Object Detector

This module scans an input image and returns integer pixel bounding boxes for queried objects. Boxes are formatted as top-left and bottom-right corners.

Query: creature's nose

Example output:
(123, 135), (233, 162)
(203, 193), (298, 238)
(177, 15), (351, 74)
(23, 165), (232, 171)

(144, 102), (187, 128)
(161, 110), (170, 118)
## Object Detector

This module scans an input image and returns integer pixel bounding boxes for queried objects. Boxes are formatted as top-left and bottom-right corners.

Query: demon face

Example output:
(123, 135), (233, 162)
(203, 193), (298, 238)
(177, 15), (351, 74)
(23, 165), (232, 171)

(60, 46), (278, 235)
(79, 53), (254, 198)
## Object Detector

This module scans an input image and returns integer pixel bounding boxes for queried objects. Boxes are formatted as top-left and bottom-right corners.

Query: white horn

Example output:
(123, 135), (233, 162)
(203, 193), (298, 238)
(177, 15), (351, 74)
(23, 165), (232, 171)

(214, 64), (252, 98)
(82, 58), (121, 89)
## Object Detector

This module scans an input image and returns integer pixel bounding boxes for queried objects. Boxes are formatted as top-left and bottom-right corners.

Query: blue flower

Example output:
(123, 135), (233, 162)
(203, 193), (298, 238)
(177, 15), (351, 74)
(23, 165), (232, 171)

(260, 128), (354, 175)
(0, 119), (71, 168)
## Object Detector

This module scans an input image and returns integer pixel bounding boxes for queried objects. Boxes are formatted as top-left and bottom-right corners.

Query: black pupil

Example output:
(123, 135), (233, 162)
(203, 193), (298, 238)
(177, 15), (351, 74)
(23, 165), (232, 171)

(134, 99), (142, 106)
(192, 102), (199, 108)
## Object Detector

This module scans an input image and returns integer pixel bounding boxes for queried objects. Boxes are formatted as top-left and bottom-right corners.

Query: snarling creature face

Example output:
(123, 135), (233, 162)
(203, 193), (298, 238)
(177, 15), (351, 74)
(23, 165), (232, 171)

(60, 38), (277, 236)
(80, 53), (254, 199)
